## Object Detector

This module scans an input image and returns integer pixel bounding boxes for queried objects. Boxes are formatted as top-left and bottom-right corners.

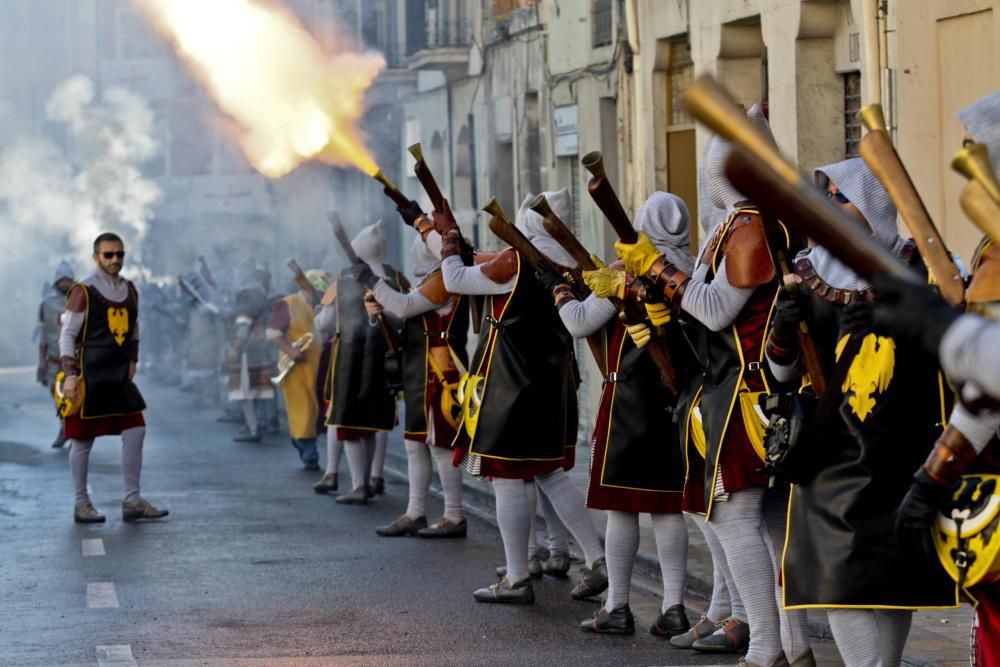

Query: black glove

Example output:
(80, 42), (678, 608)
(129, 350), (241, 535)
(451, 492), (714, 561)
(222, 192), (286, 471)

(841, 301), (873, 336)
(871, 273), (961, 356)
(895, 467), (949, 563)
(772, 288), (806, 338)
(396, 199), (423, 227)
(535, 267), (568, 294)
(349, 261), (377, 289)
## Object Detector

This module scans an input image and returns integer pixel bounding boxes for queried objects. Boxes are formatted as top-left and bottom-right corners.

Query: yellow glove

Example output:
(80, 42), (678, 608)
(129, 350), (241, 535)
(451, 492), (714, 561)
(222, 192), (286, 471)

(582, 265), (626, 299)
(645, 301), (672, 327)
(625, 322), (651, 349)
(614, 231), (662, 277)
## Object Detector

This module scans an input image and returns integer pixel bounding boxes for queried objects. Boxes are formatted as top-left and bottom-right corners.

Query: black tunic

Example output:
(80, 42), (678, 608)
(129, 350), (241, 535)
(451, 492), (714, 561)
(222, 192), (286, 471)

(324, 267), (402, 432)
(782, 248), (958, 609)
(79, 283), (146, 419)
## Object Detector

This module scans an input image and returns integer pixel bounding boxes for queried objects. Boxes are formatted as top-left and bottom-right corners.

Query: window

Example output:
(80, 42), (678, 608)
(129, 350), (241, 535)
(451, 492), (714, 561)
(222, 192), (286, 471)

(667, 40), (694, 128)
(844, 72), (862, 158)
(592, 0), (613, 48)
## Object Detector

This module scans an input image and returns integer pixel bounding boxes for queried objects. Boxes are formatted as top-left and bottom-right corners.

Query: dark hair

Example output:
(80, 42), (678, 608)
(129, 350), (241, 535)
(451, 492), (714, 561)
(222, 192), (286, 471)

(93, 232), (124, 252)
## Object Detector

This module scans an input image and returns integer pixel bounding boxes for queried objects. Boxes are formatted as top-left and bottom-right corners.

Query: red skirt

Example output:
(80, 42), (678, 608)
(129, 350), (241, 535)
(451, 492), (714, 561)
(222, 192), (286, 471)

(586, 400), (682, 514)
(452, 444), (576, 480)
(64, 412), (145, 440)
(975, 582), (1000, 666)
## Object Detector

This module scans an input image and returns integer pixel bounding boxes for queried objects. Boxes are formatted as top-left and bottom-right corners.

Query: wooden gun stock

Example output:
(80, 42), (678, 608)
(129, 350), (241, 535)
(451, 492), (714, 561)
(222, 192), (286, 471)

(286, 258), (318, 303)
(724, 146), (920, 284)
(372, 169), (411, 209)
(483, 198), (605, 372)
(531, 194), (679, 391)
(408, 143), (446, 212)
(328, 213), (362, 265)
(581, 151), (637, 243)
(858, 105), (964, 305)
(197, 256), (218, 289)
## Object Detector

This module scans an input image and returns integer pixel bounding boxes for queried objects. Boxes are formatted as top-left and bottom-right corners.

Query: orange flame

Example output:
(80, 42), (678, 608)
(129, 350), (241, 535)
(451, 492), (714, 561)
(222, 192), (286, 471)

(135, 0), (385, 178)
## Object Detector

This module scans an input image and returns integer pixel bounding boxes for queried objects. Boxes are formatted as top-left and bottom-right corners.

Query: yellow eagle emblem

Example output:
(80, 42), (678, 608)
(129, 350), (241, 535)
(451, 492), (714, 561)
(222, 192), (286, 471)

(107, 307), (129, 346)
(836, 333), (895, 422)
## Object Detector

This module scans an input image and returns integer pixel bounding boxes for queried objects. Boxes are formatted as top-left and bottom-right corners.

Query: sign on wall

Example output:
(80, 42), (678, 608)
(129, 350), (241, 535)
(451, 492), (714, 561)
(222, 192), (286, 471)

(554, 104), (579, 156)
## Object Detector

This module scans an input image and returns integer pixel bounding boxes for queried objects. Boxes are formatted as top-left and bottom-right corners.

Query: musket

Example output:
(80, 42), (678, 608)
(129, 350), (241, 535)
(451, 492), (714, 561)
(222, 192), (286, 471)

(681, 74), (920, 285)
(197, 256), (218, 289)
(371, 168), (411, 209)
(327, 212), (399, 352)
(952, 142), (1000, 245)
(407, 143), (483, 331)
(581, 151), (638, 243)
(286, 258), (318, 304)
(531, 193), (683, 391)
(178, 274), (220, 314)
(482, 197), (606, 372)
(858, 105), (964, 305)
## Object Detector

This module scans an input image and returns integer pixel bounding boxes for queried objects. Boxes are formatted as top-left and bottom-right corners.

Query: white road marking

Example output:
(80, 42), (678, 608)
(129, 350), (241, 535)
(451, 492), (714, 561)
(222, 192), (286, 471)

(82, 538), (105, 556)
(0, 366), (34, 375)
(86, 582), (119, 608)
(96, 644), (136, 666)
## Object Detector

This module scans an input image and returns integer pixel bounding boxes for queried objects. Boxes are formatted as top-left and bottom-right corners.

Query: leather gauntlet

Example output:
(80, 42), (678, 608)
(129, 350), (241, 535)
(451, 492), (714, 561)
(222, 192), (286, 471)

(922, 425), (979, 487)
(60, 355), (79, 377)
(552, 284), (576, 309)
(646, 256), (691, 309)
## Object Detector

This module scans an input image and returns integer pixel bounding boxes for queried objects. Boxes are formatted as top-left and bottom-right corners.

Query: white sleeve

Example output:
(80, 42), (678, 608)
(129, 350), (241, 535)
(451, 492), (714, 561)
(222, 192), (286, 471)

(948, 401), (1000, 454)
(373, 280), (442, 319)
(765, 350), (801, 384)
(59, 311), (85, 359)
(679, 258), (755, 332)
(440, 255), (515, 295)
(557, 294), (617, 339)
(940, 314), (1000, 399)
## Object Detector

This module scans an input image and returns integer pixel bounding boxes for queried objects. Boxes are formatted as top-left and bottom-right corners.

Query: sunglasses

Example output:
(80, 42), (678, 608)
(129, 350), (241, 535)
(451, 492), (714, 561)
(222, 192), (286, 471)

(101, 251), (126, 260)
(826, 190), (850, 205)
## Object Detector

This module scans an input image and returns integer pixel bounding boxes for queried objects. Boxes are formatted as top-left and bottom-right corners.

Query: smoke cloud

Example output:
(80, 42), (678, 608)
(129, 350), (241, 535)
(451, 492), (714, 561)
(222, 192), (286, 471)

(0, 74), (161, 365)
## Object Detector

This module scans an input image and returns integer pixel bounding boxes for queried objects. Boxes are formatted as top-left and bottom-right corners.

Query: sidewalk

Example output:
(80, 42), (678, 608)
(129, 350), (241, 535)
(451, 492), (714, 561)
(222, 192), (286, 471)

(383, 438), (973, 666)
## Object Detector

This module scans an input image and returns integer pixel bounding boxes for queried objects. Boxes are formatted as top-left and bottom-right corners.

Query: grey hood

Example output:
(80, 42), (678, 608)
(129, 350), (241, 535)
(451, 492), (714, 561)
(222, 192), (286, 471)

(514, 188), (577, 269)
(634, 191), (695, 273)
(809, 157), (902, 291)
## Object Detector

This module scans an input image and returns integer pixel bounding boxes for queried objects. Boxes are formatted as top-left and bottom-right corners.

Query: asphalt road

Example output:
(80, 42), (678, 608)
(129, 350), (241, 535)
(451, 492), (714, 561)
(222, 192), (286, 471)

(0, 367), (736, 666)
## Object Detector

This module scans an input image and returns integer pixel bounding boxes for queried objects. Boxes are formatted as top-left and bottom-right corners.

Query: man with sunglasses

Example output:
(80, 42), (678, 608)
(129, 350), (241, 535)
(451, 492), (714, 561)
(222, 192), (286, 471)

(58, 232), (168, 524)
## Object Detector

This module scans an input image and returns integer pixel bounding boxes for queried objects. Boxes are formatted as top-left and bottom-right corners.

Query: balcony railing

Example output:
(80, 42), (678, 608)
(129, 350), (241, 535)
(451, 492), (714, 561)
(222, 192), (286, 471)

(409, 19), (473, 55)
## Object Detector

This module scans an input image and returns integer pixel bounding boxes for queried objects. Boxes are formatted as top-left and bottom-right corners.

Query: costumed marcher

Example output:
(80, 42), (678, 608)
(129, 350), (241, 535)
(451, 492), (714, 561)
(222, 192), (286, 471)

(670, 154), (749, 655)
(267, 270), (329, 472)
(225, 262), (276, 444)
(614, 107), (811, 667)
(316, 221), (403, 505)
(368, 228), (469, 537)
(569, 192), (693, 636)
(38, 260), (75, 448)
(58, 233), (168, 523)
(765, 158), (958, 667)
(866, 90), (1000, 667)
(437, 191), (607, 605)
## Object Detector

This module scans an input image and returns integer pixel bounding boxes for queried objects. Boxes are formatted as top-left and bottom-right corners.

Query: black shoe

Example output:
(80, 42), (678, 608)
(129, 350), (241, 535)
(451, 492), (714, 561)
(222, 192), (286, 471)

(417, 518), (467, 538)
(313, 472), (338, 494)
(473, 577), (534, 604)
(650, 604), (691, 638)
(691, 617), (750, 654)
(370, 477), (385, 495)
(580, 605), (635, 635)
(232, 427), (261, 443)
(303, 460), (321, 471)
(51, 427), (67, 449)
(335, 486), (369, 505)
(122, 498), (169, 522)
(571, 557), (608, 600)
(543, 551), (571, 578)
(216, 412), (243, 424)
(375, 515), (427, 537)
